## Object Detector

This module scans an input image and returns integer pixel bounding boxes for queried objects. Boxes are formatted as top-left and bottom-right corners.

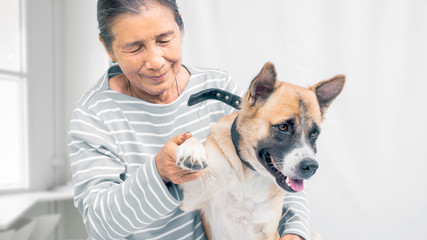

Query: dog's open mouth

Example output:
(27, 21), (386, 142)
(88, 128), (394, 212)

(260, 149), (304, 192)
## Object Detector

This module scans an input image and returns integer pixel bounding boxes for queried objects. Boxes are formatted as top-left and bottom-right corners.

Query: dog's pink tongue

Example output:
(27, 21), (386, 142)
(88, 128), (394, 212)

(290, 178), (304, 192)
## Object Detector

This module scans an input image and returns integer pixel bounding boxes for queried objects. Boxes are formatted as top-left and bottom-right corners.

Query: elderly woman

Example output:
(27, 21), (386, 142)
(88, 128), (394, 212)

(68, 0), (312, 239)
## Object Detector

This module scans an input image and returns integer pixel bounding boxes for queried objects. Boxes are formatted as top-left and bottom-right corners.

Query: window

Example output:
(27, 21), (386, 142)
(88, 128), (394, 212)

(0, 0), (27, 189)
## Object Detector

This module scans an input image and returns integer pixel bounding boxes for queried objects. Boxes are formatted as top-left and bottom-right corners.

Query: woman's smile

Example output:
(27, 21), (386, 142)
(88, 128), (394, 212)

(144, 70), (169, 82)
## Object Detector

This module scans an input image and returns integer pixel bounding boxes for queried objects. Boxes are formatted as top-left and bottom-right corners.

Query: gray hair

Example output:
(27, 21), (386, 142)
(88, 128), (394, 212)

(97, 0), (184, 52)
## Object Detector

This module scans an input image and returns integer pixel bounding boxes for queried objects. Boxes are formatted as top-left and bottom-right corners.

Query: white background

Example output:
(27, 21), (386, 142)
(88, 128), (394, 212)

(4, 0), (424, 239)
(177, 0), (427, 239)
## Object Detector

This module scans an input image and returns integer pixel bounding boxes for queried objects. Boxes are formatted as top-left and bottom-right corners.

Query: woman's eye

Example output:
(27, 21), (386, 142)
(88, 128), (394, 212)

(158, 39), (172, 44)
(128, 46), (142, 53)
(278, 124), (288, 132)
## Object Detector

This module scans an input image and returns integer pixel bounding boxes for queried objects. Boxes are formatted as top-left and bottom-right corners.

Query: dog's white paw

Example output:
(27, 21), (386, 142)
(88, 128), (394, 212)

(176, 137), (207, 171)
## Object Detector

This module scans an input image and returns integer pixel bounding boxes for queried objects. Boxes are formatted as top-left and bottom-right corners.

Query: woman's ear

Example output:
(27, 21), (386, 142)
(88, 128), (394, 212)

(99, 35), (118, 63)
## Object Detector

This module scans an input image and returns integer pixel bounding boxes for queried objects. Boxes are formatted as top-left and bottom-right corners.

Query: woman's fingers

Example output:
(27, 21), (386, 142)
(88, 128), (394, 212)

(170, 132), (192, 145)
(156, 132), (202, 184)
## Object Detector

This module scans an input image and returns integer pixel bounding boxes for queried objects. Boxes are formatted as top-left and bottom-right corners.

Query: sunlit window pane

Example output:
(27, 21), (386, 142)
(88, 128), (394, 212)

(0, 78), (24, 188)
(0, 0), (21, 72)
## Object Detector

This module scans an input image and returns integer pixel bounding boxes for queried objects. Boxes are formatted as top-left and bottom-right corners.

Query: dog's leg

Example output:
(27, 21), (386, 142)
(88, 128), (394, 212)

(176, 137), (209, 211)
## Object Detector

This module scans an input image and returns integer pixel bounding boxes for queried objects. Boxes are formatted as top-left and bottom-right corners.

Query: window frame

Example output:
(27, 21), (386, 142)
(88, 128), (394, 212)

(0, 0), (64, 193)
(0, 0), (29, 191)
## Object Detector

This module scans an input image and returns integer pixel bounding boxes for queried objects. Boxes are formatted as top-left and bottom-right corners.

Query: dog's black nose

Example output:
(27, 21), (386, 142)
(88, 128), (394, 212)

(299, 159), (318, 178)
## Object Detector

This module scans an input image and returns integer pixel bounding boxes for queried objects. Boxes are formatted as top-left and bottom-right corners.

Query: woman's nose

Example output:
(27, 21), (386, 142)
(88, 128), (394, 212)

(144, 46), (165, 70)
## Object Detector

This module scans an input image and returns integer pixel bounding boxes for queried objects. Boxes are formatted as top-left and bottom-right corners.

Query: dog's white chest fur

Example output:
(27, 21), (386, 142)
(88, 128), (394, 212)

(208, 174), (279, 239)
(177, 137), (283, 240)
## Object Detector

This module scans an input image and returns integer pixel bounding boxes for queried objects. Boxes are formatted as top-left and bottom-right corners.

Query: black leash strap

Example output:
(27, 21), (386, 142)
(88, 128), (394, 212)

(187, 88), (242, 110)
(187, 89), (256, 172)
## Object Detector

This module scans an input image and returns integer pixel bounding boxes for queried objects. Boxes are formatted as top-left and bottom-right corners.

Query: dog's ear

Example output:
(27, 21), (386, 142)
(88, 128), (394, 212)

(310, 75), (345, 116)
(247, 62), (277, 106)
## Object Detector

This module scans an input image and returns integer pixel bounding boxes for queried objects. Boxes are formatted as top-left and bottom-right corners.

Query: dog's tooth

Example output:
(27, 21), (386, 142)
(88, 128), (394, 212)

(285, 178), (290, 187)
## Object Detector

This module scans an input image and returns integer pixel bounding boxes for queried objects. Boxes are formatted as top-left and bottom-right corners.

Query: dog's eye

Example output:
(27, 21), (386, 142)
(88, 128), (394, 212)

(278, 124), (288, 132)
(310, 130), (320, 139)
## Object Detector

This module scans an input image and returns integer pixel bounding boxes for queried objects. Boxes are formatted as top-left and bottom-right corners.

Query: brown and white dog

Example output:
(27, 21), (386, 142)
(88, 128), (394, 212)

(176, 62), (345, 240)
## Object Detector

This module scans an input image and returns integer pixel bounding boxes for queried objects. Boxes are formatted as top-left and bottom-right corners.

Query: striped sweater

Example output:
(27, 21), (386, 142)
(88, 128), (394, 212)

(68, 64), (311, 240)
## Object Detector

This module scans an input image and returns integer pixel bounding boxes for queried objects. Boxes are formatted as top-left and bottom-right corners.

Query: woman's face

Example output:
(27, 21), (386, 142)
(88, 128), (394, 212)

(106, 3), (183, 98)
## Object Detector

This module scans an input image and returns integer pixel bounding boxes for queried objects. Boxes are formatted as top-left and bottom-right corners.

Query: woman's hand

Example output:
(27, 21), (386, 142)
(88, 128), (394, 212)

(155, 132), (205, 184)
(280, 234), (304, 240)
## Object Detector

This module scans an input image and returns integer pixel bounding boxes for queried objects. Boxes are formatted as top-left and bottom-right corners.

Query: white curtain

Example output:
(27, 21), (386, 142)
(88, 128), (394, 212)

(179, 0), (427, 239)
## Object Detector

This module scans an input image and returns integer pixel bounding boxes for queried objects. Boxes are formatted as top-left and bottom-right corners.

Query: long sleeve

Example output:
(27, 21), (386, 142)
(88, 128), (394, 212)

(278, 191), (311, 240)
(68, 104), (181, 239)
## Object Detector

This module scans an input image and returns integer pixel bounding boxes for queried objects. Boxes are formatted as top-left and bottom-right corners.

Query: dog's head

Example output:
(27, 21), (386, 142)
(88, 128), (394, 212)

(236, 62), (345, 192)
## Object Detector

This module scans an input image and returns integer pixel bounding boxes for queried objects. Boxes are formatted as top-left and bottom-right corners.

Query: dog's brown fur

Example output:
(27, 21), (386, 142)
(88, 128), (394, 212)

(177, 62), (345, 239)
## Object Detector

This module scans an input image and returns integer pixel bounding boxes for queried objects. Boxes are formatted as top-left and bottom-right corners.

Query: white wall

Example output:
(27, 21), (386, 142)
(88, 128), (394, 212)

(59, 0), (110, 182)
(179, 0), (427, 239)
(25, 0), (57, 191)
(62, 0), (110, 122)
